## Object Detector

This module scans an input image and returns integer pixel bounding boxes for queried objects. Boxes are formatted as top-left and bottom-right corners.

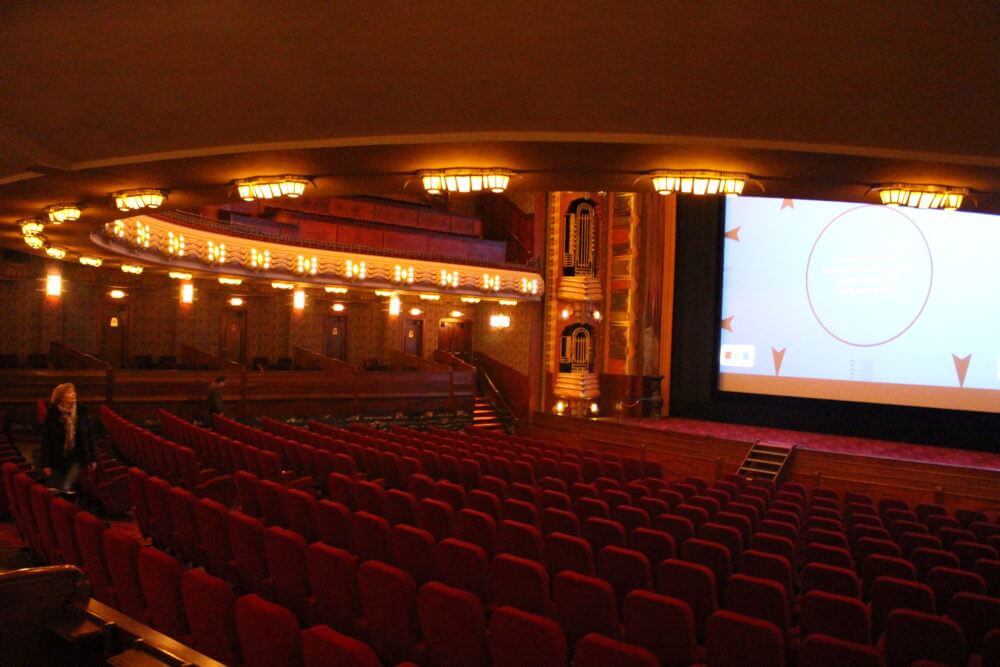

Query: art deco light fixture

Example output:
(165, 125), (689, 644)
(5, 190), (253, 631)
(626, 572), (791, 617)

(79, 256), (103, 267)
(114, 189), (167, 211)
(419, 168), (513, 195)
(331, 303), (345, 312)
(324, 286), (349, 294)
(20, 219), (45, 236)
(650, 170), (749, 196)
(497, 299), (518, 307)
(45, 246), (67, 259)
(45, 204), (82, 223)
(490, 314), (511, 329)
(181, 283), (194, 304)
(460, 297), (481, 304)
(23, 235), (45, 249)
(234, 175), (310, 201)
(388, 295), (401, 316)
(271, 281), (295, 290)
(229, 297), (244, 307)
(109, 289), (126, 299)
(409, 307), (422, 316)
(873, 183), (968, 210)
(293, 289), (306, 310)
(449, 310), (464, 318)
(169, 271), (192, 280)
(419, 293), (440, 301)
(218, 277), (243, 285)
(46, 274), (62, 297)
(120, 264), (144, 274)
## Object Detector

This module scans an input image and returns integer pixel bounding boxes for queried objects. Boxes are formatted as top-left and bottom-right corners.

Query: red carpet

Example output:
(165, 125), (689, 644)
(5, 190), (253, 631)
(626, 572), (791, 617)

(615, 416), (1000, 471)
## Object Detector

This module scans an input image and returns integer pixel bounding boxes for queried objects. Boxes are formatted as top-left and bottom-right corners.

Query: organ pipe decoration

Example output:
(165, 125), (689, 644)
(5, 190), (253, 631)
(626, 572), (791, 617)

(563, 199), (597, 277)
(91, 212), (544, 301)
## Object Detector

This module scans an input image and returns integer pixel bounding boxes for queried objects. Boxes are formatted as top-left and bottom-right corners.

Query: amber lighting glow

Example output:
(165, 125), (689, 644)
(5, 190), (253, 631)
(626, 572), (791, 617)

(388, 295), (401, 316)
(45, 204), (81, 224)
(229, 297), (244, 307)
(409, 307), (422, 316)
(114, 189), (166, 211)
(181, 283), (194, 304)
(589, 402), (600, 415)
(449, 310), (464, 318)
(46, 274), (62, 297)
(218, 277), (243, 285)
(460, 297), (481, 304)
(121, 264), (143, 274)
(875, 184), (968, 210)
(271, 281), (295, 290)
(293, 289), (306, 310)
(439, 270), (460, 288)
(394, 265), (415, 284)
(79, 256), (103, 267)
(20, 219), (45, 236)
(498, 299), (518, 307)
(489, 313), (511, 329)
(45, 246), (67, 259)
(109, 289), (126, 299)
(554, 400), (566, 415)
(419, 168), (513, 195)
(23, 236), (45, 249)
(169, 271), (192, 280)
(332, 303), (345, 312)
(235, 175), (309, 201)
(324, 286), (349, 294)
(419, 293), (440, 301)
(650, 170), (748, 196)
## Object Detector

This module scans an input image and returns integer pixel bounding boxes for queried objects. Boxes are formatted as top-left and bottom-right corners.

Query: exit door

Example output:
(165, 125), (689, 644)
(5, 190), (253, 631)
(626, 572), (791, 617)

(325, 315), (348, 361)
(220, 311), (246, 365)
(403, 318), (423, 357)
(100, 303), (129, 368)
(438, 320), (471, 355)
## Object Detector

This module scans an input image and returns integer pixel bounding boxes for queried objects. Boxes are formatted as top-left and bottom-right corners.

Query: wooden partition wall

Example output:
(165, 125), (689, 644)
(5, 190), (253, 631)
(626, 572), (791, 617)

(531, 414), (1000, 515)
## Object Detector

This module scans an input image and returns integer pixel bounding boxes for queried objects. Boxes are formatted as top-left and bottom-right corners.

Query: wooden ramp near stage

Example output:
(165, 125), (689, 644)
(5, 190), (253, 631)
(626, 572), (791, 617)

(530, 413), (1000, 516)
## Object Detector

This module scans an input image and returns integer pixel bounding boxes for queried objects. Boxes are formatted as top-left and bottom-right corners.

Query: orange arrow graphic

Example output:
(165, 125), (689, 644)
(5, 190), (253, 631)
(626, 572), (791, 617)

(952, 353), (971, 387)
(780, 199), (795, 210)
(724, 227), (741, 242)
(772, 347), (786, 376)
(721, 316), (734, 332)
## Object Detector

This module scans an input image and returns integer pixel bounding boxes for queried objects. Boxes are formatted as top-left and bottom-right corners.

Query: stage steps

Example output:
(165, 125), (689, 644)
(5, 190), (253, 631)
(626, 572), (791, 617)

(472, 394), (504, 430)
(737, 440), (795, 482)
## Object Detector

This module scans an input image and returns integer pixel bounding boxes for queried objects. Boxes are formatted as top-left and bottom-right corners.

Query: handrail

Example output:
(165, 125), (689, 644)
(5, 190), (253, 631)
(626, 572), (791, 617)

(48, 342), (110, 370)
(178, 344), (244, 372)
(433, 349), (475, 373)
(159, 210), (533, 271)
(469, 353), (518, 428)
(292, 347), (356, 372)
(388, 350), (450, 373)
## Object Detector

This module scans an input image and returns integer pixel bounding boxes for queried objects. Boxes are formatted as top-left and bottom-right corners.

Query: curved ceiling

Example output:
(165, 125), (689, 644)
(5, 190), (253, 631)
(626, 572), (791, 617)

(2, 2), (998, 260)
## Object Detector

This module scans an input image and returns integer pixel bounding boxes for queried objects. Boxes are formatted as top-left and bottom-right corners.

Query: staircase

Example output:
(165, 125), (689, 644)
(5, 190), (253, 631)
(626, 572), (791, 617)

(472, 394), (504, 430)
(737, 440), (795, 482)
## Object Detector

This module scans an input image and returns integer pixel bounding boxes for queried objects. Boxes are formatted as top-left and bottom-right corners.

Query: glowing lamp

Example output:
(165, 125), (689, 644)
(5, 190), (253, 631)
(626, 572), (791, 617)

(460, 297), (481, 304)
(374, 290), (396, 297)
(109, 289), (126, 299)
(593, 310), (602, 321)
(875, 183), (968, 210)
(332, 303), (345, 312)
(449, 311), (464, 318)
(235, 175), (310, 201)
(389, 295), (401, 316)
(589, 402), (600, 415)
(409, 307), (422, 316)
(20, 219), (45, 236)
(46, 273), (62, 297)
(79, 256), (103, 267)
(650, 171), (748, 196)
(45, 246), (67, 259)
(114, 188), (166, 211)
(271, 281), (295, 290)
(554, 400), (566, 415)
(560, 308), (571, 320)
(324, 286), (348, 294)
(23, 235), (45, 249)
(218, 277), (243, 285)
(419, 293), (440, 301)
(169, 271), (192, 280)
(181, 283), (194, 304)
(498, 299), (518, 306)
(229, 297), (244, 307)
(45, 204), (81, 223)
(121, 264), (143, 274)
(418, 168), (513, 195)
(489, 314), (511, 329)
(293, 289), (306, 310)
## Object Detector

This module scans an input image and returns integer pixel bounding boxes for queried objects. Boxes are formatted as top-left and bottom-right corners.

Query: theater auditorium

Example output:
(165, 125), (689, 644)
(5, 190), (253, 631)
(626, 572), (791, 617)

(1, 3), (999, 666)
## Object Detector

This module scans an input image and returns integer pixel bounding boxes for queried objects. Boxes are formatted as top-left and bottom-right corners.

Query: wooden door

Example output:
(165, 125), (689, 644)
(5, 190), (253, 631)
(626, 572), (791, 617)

(220, 311), (246, 365)
(325, 315), (348, 361)
(403, 318), (423, 357)
(99, 303), (128, 369)
(438, 320), (471, 355)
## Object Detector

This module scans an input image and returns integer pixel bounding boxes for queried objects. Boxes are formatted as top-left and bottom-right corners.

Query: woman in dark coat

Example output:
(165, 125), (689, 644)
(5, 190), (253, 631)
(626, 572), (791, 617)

(41, 383), (96, 494)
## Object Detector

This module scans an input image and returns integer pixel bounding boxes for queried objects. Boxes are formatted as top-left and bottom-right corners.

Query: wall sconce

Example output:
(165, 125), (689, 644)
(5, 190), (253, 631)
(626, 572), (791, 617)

(490, 314), (511, 329)
(873, 183), (968, 210)
(409, 307), (423, 316)
(121, 264), (144, 274)
(45, 246), (67, 259)
(218, 277), (242, 285)
(271, 281), (295, 290)
(229, 297), (244, 307)
(449, 310), (464, 318)
(439, 270), (460, 288)
(560, 307), (571, 320)
(419, 293), (441, 301)
(181, 283), (194, 304)
(498, 299), (518, 307)
(554, 400), (566, 415)
(520, 278), (539, 295)
(389, 295), (401, 316)
(46, 273), (62, 297)
(460, 297), (481, 304)
(79, 256), (103, 267)
(45, 204), (82, 223)
(374, 290), (396, 297)
(593, 310), (602, 321)
(650, 170), (749, 196)
(589, 402), (600, 415)
(251, 248), (271, 269)
(234, 175), (310, 201)
(325, 286), (348, 294)
(109, 289), (126, 299)
(418, 168), (513, 195)
(293, 289), (306, 310)
(482, 273), (501, 291)
(167, 232), (185, 256)
(332, 303), (345, 312)
(169, 271), (192, 280)
(296, 255), (318, 275)
(114, 188), (167, 211)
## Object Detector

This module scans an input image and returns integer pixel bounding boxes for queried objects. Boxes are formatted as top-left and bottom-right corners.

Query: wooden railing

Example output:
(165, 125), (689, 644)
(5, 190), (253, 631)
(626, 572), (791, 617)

(179, 345), (244, 372)
(48, 342), (110, 370)
(388, 350), (450, 373)
(292, 347), (356, 372)
(433, 349), (475, 372)
(471, 352), (529, 422)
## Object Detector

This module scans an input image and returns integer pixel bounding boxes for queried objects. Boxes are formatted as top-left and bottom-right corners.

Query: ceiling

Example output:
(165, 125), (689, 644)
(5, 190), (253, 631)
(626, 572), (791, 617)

(1, 1), (998, 263)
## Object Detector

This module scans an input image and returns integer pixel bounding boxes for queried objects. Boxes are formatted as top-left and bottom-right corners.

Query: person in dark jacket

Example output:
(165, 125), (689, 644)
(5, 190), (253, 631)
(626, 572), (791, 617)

(207, 376), (226, 418)
(41, 383), (96, 494)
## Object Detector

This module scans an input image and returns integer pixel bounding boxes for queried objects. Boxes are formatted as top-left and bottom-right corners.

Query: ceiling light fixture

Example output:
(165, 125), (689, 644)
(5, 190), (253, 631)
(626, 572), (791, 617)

(650, 170), (749, 196)
(449, 310), (464, 318)
(271, 281), (295, 290)
(109, 289), (126, 299)
(121, 264), (144, 274)
(332, 303), (345, 312)
(460, 297), (481, 304)
(234, 175), (310, 201)
(293, 289), (306, 310)
(168, 271), (192, 280)
(114, 188), (167, 211)
(409, 307), (422, 316)
(79, 256), (103, 267)
(218, 277), (243, 285)
(181, 283), (194, 304)
(324, 286), (348, 294)
(23, 235), (45, 249)
(45, 204), (81, 223)
(20, 219), (45, 236)
(490, 314), (511, 329)
(419, 293), (440, 301)
(419, 168), (513, 195)
(873, 183), (968, 210)
(45, 246), (67, 259)
(498, 299), (518, 307)
(229, 297), (244, 307)
(46, 274), (62, 297)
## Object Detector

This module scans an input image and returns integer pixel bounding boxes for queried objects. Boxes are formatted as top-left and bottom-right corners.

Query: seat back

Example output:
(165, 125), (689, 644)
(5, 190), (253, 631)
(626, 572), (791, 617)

(705, 609), (785, 667)
(235, 594), (302, 667)
(357, 560), (419, 664)
(227, 510), (271, 597)
(263, 526), (311, 623)
(417, 581), (488, 667)
(306, 542), (360, 636)
(553, 570), (621, 645)
(489, 606), (568, 667)
(544, 531), (595, 577)
(492, 553), (552, 616)
(137, 547), (189, 638)
(102, 528), (147, 621)
(657, 558), (717, 643)
(884, 608), (965, 667)
(799, 634), (885, 667)
(301, 625), (380, 667)
(800, 590), (871, 645)
(391, 523), (437, 586)
(623, 589), (698, 667)
(73, 510), (116, 606)
(573, 632), (658, 667)
(181, 568), (240, 665)
(436, 538), (490, 601)
(597, 545), (653, 609)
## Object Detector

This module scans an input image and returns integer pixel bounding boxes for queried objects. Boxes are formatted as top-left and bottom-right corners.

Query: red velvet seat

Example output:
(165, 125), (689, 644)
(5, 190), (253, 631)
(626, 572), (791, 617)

(489, 606), (568, 667)
(623, 589), (700, 667)
(358, 560), (419, 664)
(724, 573), (791, 642)
(492, 553), (552, 616)
(391, 524), (437, 586)
(870, 576), (935, 639)
(167, 485), (202, 564)
(805, 542), (854, 571)
(705, 610), (785, 667)
(282, 487), (318, 542)
(657, 558), (717, 643)
(181, 568), (240, 665)
(306, 542), (360, 636)
(417, 581), (488, 667)
(574, 632), (658, 667)
(137, 547), (189, 639)
(749, 532), (797, 572)
(553, 570), (621, 645)
(598, 545), (653, 609)
(314, 499), (353, 551)
(301, 625), (380, 667)
(351, 510), (394, 564)
(235, 593), (303, 667)
(740, 549), (794, 596)
(883, 609), (965, 667)
(452, 508), (496, 556)
(102, 528), (148, 621)
(49, 496), (82, 567)
(263, 526), (311, 623)
(681, 537), (732, 597)
(952, 540), (997, 570)
(416, 497), (454, 542)
(468, 488), (502, 522)
(436, 538), (490, 601)
(925, 566), (985, 612)
(861, 554), (916, 599)
(195, 497), (236, 582)
(800, 590), (871, 645)
(583, 516), (626, 555)
(228, 510), (272, 597)
(799, 634), (884, 667)
(801, 562), (861, 598)
(497, 519), (544, 562)
(386, 488), (417, 526)
(73, 510), (117, 606)
(629, 527), (676, 577)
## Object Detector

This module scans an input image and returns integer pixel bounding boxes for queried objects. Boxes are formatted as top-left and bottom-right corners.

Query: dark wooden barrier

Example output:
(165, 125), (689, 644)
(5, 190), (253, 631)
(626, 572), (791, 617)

(49, 342), (111, 371)
(472, 352), (529, 422)
(292, 347), (356, 372)
(179, 344), (244, 372)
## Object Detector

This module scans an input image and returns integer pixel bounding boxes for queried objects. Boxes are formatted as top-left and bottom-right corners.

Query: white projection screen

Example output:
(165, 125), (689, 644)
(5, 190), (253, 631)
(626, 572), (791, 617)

(718, 196), (1000, 413)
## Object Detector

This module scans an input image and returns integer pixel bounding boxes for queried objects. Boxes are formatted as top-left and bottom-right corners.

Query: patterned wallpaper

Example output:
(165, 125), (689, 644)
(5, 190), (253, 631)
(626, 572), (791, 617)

(471, 301), (538, 374)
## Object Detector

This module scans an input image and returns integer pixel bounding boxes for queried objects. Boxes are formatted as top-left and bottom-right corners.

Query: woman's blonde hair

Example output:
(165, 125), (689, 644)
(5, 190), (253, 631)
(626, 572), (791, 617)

(50, 383), (76, 404)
